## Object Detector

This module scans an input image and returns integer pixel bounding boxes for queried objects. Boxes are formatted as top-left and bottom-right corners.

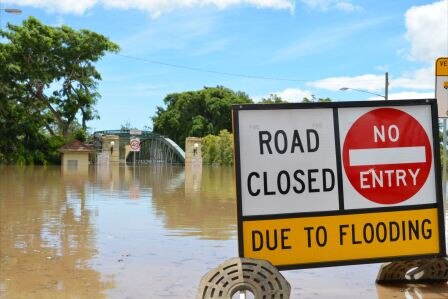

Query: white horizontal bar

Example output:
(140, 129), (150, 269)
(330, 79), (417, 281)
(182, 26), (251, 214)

(349, 146), (426, 166)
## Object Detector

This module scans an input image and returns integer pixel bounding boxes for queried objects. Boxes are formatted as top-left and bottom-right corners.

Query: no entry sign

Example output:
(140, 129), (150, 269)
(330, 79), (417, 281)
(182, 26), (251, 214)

(130, 138), (140, 152)
(342, 108), (432, 205)
(232, 99), (445, 270)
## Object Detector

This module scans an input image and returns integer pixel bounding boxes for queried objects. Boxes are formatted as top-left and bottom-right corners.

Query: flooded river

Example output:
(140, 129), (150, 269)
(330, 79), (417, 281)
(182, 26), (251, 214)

(1, 165), (447, 298)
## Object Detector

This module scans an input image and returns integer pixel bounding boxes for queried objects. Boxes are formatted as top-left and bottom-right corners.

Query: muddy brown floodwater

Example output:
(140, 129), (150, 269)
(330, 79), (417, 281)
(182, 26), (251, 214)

(1, 165), (447, 298)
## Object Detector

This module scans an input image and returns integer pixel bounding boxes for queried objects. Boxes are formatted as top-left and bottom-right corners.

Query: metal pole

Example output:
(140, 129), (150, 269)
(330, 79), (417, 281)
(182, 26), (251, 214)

(385, 72), (389, 101)
(443, 119), (447, 203)
(133, 150), (136, 166)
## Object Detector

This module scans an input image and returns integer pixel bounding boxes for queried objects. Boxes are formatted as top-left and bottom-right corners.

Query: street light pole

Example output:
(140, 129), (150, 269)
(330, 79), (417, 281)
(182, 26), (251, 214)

(385, 72), (389, 101)
(0, 2), (22, 28)
(339, 87), (386, 99)
(3, 8), (21, 14)
(340, 72), (389, 100)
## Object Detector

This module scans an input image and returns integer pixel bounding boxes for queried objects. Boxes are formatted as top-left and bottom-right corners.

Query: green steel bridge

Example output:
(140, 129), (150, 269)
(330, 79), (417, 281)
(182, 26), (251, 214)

(94, 130), (185, 164)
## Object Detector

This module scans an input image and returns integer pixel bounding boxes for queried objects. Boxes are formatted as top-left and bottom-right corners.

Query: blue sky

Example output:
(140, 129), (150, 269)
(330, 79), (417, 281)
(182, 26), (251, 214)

(2, 0), (447, 131)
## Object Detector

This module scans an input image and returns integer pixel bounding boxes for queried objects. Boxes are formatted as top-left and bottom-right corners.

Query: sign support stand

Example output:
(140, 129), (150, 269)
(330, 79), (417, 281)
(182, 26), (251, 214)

(133, 151), (136, 179)
(376, 257), (448, 283)
(129, 135), (140, 178)
(196, 257), (290, 298)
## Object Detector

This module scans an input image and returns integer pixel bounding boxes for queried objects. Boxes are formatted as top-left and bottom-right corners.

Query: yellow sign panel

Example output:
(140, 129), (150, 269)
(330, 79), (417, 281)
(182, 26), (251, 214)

(243, 208), (440, 268)
(436, 57), (448, 76)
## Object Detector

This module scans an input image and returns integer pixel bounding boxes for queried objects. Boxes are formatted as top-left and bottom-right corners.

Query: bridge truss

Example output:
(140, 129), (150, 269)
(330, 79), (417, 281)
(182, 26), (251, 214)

(94, 130), (185, 164)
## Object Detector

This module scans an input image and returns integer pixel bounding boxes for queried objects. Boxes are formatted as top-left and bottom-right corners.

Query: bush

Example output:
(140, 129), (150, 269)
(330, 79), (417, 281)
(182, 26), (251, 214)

(202, 129), (234, 165)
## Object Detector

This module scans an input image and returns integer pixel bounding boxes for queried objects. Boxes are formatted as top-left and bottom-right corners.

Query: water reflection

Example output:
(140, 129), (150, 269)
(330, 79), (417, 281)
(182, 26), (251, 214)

(0, 166), (113, 298)
(0, 164), (237, 297)
(2, 165), (446, 298)
(152, 164), (237, 240)
(92, 163), (237, 240)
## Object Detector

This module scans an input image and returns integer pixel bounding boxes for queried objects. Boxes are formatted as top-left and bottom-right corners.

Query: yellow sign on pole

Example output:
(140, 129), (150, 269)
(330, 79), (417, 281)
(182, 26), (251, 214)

(436, 57), (448, 76)
(436, 57), (448, 117)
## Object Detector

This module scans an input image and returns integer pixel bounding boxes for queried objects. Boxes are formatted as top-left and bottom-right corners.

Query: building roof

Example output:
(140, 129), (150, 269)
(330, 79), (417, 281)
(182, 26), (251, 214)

(59, 140), (95, 153)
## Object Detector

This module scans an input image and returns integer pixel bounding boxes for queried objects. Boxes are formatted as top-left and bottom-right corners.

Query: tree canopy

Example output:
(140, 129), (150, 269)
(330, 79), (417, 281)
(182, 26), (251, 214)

(0, 17), (119, 164)
(152, 86), (252, 148)
(151, 87), (337, 149)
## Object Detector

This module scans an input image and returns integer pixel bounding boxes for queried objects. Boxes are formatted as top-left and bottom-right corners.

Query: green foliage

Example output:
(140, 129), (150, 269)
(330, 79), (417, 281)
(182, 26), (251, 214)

(258, 94), (332, 104)
(302, 95), (332, 103)
(202, 134), (220, 164)
(0, 92), (49, 164)
(120, 121), (138, 131)
(258, 94), (286, 103)
(74, 128), (87, 142)
(152, 86), (252, 149)
(202, 130), (234, 165)
(439, 128), (448, 172)
(0, 17), (118, 164)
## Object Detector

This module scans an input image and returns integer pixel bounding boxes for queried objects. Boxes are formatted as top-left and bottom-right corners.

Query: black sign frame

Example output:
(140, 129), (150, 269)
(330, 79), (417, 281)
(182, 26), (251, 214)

(232, 99), (446, 270)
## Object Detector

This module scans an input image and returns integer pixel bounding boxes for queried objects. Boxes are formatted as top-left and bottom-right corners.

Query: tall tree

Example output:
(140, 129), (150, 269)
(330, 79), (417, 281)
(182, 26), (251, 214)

(152, 86), (252, 148)
(0, 17), (118, 164)
(0, 17), (119, 138)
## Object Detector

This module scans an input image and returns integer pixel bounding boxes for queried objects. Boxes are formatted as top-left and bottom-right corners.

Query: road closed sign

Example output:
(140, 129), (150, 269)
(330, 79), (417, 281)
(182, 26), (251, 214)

(232, 99), (445, 270)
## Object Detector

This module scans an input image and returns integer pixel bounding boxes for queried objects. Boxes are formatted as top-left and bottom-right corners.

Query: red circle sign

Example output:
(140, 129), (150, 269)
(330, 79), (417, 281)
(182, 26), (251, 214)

(342, 108), (432, 204)
(130, 138), (140, 151)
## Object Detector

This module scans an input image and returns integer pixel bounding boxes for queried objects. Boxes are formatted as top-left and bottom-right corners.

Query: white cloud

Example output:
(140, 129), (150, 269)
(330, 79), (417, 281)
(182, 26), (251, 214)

(405, 0), (448, 63)
(310, 1), (446, 96)
(308, 66), (434, 93)
(335, 1), (362, 12)
(389, 91), (434, 99)
(367, 91), (434, 101)
(13, 0), (364, 15)
(7, 0), (97, 15)
(300, 0), (362, 11)
(307, 1), (445, 96)
(256, 88), (313, 102)
(392, 66), (433, 90)
(5, 0), (294, 16)
(308, 74), (386, 91)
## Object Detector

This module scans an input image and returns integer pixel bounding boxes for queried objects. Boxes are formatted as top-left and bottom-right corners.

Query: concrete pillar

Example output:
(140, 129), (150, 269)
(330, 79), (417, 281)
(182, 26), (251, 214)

(185, 137), (202, 164)
(124, 144), (131, 163)
(102, 135), (120, 163)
